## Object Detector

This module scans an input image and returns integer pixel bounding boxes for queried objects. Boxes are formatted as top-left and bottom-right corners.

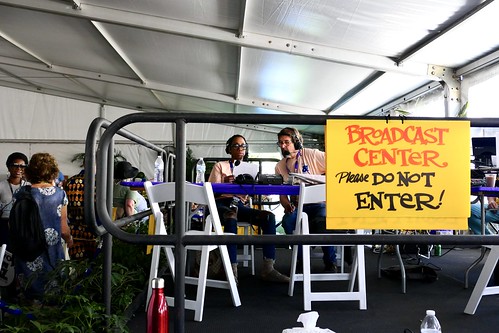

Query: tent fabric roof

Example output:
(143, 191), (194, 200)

(0, 0), (498, 131)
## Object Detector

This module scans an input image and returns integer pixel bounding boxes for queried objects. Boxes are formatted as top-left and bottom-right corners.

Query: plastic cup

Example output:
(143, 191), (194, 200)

(485, 174), (496, 187)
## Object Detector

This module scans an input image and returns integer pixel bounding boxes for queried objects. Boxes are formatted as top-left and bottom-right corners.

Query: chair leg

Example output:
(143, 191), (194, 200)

(377, 244), (383, 278)
(288, 244), (299, 296)
(355, 244), (367, 310)
(395, 245), (406, 294)
(242, 226), (249, 268)
(218, 245), (241, 307)
(348, 246), (358, 292)
(464, 246), (499, 314)
(302, 243), (312, 311)
(193, 247), (210, 322)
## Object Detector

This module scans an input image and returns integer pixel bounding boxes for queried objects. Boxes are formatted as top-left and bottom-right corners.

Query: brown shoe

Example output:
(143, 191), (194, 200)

(261, 268), (290, 283)
(231, 263), (239, 286)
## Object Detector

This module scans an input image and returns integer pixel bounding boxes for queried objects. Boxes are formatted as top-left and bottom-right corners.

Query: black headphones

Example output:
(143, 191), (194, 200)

(278, 127), (303, 150)
(235, 173), (255, 184)
(225, 135), (249, 160)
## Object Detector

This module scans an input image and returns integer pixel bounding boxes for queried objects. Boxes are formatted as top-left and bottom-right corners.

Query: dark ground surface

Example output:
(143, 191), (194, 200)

(127, 245), (499, 333)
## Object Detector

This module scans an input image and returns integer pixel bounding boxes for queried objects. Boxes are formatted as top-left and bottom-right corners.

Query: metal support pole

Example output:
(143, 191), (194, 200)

(103, 232), (113, 315)
(173, 119), (187, 333)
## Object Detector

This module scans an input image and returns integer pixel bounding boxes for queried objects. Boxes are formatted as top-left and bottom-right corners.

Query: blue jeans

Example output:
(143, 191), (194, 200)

(215, 198), (277, 264)
(469, 202), (498, 235)
(281, 203), (336, 265)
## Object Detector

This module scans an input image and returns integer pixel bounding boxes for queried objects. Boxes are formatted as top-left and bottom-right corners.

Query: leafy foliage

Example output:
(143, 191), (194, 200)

(1, 230), (151, 332)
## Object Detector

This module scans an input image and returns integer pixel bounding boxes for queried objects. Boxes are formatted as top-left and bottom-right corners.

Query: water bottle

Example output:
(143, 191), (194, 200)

(420, 309), (441, 333)
(147, 278), (169, 333)
(154, 155), (164, 182)
(195, 158), (206, 184)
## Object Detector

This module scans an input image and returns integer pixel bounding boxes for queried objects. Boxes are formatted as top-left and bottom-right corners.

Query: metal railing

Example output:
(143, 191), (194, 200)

(91, 113), (499, 333)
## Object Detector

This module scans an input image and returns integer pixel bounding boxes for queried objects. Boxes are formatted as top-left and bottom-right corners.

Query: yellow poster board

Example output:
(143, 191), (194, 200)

(326, 118), (470, 230)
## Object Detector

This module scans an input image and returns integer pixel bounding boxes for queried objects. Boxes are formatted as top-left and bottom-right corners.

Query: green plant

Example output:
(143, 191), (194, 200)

(71, 150), (127, 168)
(186, 146), (196, 182)
(1, 234), (151, 333)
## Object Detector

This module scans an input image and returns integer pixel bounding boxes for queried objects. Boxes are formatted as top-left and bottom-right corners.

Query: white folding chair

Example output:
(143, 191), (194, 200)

(288, 182), (367, 311)
(144, 181), (241, 322)
(236, 197), (256, 275)
(237, 221), (255, 275)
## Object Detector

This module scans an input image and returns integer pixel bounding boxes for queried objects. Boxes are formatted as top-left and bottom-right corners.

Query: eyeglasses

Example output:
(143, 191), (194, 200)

(10, 163), (27, 169)
(230, 144), (248, 150)
(276, 140), (292, 146)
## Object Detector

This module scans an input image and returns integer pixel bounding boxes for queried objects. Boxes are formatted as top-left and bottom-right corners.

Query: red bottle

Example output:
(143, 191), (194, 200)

(147, 278), (169, 333)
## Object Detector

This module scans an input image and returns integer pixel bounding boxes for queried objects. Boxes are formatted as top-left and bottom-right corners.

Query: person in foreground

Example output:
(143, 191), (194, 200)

(208, 134), (289, 283)
(274, 127), (338, 272)
(14, 152), (73, 303)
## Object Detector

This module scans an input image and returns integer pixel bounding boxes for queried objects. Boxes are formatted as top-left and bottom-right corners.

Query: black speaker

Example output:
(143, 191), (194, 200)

(258, 174), (283, 185)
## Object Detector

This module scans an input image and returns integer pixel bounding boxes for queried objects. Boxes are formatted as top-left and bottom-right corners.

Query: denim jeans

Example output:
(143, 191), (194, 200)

(214, 197), (277, 264)
(281, 202), (336, 265)
(469, 202), (497, 235)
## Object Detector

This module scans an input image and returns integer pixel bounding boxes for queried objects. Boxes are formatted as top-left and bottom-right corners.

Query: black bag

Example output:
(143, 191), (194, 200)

(8, 185), (47, 261)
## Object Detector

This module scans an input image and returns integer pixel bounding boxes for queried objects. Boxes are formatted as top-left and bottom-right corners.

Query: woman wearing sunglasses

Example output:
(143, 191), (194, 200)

(208, 135), (289, 284)
(0, 152), (29, 246)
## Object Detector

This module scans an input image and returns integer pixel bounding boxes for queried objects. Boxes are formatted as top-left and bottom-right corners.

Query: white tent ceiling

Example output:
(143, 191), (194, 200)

(1, 0), (499, 137)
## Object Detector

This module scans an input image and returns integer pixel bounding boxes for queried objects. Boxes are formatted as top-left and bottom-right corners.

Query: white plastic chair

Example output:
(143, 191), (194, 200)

(288, 182), (367, 310)
(144, 181), (241, 322)
(236, 197), (256, 275)
(464, 245), (499, 314)
(237, 221), (255, 275)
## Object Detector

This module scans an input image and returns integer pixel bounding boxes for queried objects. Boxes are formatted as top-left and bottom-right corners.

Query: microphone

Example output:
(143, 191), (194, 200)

(282, 150), (291, 157)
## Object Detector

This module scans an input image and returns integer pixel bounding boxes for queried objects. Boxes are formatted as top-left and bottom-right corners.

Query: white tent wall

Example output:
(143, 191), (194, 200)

(0, 87), (282, 180)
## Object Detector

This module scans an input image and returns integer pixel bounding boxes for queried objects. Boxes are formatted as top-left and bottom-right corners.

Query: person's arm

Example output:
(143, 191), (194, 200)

(60, 205), (73, 247)
(124, 197), (135, 216)
(487, 196), (498, 212)
(276, 161), (294, 213)
(208, 162), (234, 183)
(279, 194), (294, 214)
(208, 162), (223, 183)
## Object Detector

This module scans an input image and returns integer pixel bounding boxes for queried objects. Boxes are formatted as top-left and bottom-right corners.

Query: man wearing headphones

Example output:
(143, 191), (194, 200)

(208, 134), (290, 284)
(275, 127), (338, 272)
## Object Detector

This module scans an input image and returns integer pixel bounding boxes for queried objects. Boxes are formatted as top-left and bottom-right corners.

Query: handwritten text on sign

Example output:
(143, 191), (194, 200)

(326, 119), (470, 230)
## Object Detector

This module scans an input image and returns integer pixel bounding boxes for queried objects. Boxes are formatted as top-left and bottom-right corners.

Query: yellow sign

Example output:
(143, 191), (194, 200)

(326, 118), (470, 230)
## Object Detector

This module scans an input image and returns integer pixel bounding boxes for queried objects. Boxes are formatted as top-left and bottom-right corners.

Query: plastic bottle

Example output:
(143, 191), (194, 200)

(195, 158), (206, 184)
(433, 244), (442, 256)
(420, 309), (441, 333)
(147, 277), (169, 333)
(154, 155), (164, 182)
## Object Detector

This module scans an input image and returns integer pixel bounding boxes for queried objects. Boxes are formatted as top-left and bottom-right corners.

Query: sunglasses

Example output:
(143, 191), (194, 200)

(10, 163), (27, 169)
(230, 144), (248, 150)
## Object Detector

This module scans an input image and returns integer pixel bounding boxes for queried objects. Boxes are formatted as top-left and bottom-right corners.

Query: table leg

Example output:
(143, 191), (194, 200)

(464, 192), (486, 289)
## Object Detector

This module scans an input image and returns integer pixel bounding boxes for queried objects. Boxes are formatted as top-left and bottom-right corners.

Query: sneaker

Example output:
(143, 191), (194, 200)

(261, 268), (290, 283)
